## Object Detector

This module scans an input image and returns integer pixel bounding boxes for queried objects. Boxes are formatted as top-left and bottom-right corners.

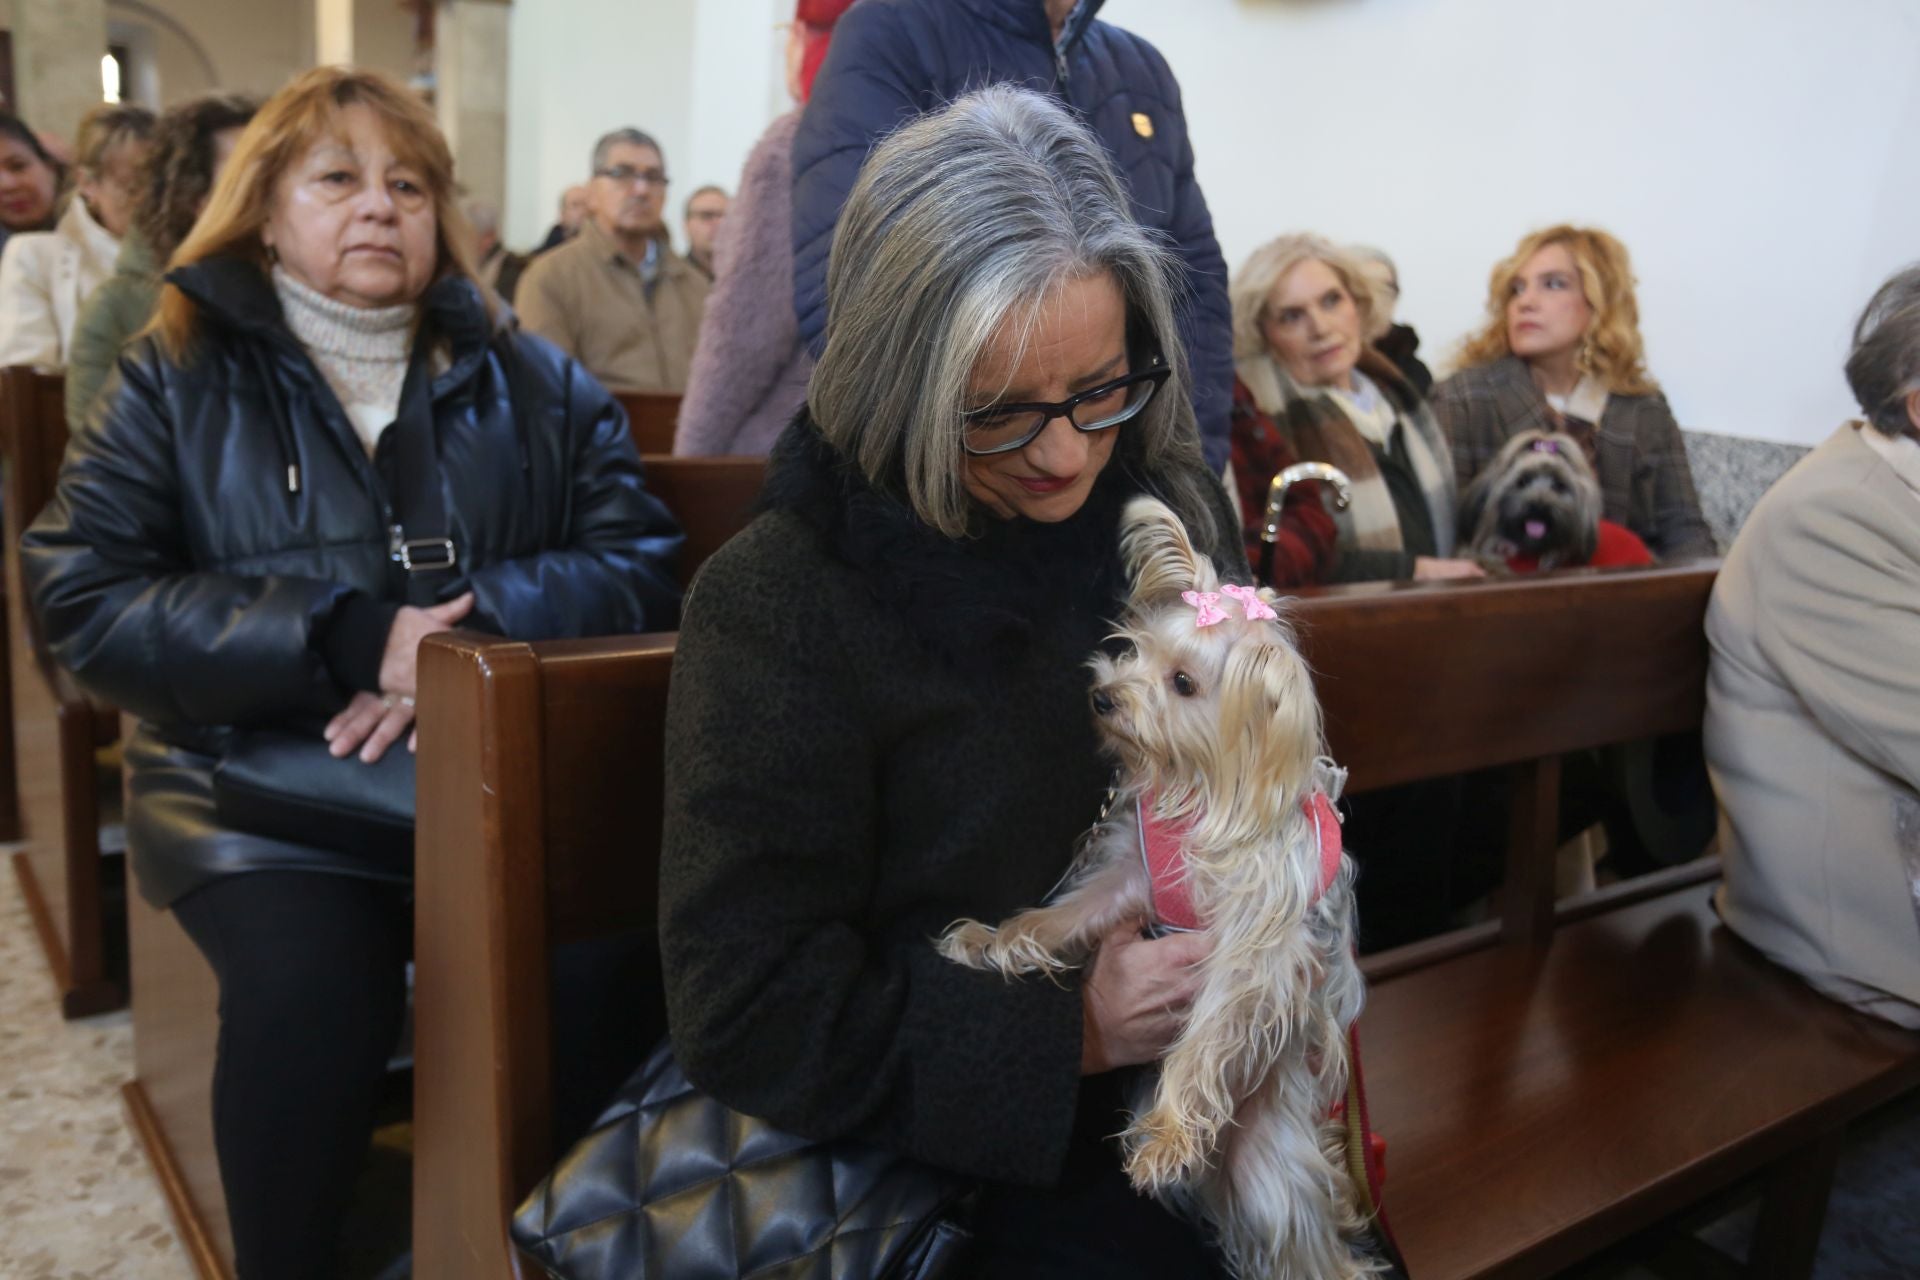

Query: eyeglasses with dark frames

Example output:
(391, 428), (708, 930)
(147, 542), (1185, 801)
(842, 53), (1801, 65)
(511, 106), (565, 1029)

(962, 362), (1170, 456)
(594, 165), (670, 189)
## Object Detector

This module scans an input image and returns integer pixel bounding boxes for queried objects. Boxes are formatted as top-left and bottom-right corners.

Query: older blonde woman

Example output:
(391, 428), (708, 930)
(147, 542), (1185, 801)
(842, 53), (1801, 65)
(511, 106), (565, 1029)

(1706, 265), (1920, 1030)
(24, 68), (681, 1278)
(1433, 225), (1714, 560)
(1231, 233), (1481, 584)
(0, 103), (153, 367)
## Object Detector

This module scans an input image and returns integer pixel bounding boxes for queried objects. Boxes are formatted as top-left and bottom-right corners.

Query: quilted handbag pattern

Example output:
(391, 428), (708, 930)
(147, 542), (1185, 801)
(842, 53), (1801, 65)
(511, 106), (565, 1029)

(513, 1041), (975, 1280)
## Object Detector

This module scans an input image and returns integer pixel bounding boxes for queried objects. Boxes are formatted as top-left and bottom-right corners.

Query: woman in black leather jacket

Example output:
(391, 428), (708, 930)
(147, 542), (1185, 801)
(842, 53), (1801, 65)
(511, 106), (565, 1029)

(22, 68), (680, 1278)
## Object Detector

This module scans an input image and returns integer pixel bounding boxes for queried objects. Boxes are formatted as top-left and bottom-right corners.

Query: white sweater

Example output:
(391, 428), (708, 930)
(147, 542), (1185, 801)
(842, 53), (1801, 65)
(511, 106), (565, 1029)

(272, 266), (416, 455)
(0, 198), (121, 368)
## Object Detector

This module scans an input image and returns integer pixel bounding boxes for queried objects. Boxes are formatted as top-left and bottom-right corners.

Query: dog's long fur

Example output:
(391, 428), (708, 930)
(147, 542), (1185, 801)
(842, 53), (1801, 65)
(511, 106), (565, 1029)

(938, 497), (1378, 1280)
(1459, 428), (1603, 570)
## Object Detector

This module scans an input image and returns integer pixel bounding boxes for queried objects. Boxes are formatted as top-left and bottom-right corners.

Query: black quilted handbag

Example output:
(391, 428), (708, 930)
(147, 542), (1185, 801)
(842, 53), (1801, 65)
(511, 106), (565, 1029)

(512, 1040), (976, 1280)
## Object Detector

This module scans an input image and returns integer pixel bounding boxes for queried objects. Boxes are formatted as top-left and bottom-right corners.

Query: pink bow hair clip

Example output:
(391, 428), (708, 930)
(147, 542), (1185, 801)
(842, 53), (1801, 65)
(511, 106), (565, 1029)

(1221, 584), (1278, 621)
(1181, 590), (1227, 628)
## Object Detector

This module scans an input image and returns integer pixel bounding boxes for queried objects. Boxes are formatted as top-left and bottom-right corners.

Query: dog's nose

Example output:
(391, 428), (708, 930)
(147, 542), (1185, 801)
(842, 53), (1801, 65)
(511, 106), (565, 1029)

(1091, 688), (1116, 716)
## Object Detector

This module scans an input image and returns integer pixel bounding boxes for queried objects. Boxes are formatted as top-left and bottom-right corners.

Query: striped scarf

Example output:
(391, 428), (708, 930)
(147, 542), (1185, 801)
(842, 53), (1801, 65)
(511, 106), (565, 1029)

(1235, 349), (1456, 556)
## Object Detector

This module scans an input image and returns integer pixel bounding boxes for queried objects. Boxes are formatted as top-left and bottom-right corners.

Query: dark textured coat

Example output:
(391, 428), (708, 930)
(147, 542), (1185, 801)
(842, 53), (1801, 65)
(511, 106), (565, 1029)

(659, 418), (1243, 1187)
(23, 257), (684, 906)
(790, 0), (1234, 472)
(1432, 355), (1716, 560)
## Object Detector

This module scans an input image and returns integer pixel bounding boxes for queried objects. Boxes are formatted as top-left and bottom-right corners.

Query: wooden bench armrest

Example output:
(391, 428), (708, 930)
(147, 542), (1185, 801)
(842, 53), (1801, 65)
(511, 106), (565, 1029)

(413, 629), (678, 1280)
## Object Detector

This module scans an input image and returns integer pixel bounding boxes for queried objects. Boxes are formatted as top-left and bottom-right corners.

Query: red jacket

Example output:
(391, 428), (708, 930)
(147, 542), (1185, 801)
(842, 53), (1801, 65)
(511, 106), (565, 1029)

(1506, 519), (1654, 573)
(1229, 377), (1339, 587)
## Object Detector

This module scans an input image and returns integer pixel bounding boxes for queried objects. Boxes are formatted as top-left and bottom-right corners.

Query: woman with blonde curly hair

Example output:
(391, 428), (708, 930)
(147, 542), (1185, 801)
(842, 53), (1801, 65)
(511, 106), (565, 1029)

(1230, 232), (1481, 584)
(1432, 225), (1713, 559)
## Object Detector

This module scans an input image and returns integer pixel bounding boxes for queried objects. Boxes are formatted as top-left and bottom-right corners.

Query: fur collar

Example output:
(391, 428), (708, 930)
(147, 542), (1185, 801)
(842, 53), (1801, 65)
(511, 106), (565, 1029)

(762, 413), (1136, 672)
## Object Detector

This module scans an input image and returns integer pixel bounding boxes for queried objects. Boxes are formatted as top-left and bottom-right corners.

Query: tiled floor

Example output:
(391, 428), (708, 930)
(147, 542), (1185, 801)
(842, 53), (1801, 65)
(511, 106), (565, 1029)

(0, 851), (191, 1279)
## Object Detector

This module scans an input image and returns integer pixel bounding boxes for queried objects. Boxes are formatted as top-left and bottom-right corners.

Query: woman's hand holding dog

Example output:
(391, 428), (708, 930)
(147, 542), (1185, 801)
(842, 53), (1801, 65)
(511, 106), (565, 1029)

(1080, 922), (1212, 1075)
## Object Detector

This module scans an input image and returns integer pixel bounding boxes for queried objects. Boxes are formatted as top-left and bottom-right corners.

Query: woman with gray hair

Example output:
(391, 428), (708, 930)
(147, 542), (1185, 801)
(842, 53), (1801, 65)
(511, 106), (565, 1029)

(659, 85), (1245, 1274)
(1229, 232), (1482, 585)
(1705, 264), (1920, 1030)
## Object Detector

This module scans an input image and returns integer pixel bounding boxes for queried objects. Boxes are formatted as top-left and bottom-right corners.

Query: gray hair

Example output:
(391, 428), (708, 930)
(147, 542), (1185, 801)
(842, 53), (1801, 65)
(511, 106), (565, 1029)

(809, 84), (1217, 544)
(1229, 233), (1382, 360)
(1847, 264), (1920, 437)
(463, 199), (499, 237)
(590, 127), (664, 174)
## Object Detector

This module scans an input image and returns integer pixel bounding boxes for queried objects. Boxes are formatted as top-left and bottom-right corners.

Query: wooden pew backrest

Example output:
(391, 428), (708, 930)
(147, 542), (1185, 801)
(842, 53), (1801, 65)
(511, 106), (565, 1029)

(639, 455), (765, 589)
(1293, 564), (1718, 964)
(616, 392), (680, 455)
(1291, 565), (1713, 794)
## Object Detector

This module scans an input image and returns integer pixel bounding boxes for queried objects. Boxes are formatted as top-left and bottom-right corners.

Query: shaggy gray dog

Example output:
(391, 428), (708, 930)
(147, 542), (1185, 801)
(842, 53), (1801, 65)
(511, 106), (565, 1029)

(1459, 429), (1602, 570)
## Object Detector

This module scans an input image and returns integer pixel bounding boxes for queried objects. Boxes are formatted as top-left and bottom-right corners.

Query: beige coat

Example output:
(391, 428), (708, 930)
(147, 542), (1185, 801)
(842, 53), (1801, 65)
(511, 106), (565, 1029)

(514, 219), (709, 394)
(0, 198), (121, 368)
(1705, 421), (1920, 1027)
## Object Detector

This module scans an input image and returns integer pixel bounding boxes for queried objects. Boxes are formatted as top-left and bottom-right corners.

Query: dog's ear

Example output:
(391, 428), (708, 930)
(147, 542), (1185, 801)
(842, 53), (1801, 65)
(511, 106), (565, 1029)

(1120, 496), (1216, 605)
(1458, 464), (1495, 547)
(1219, 633), (1323, 811)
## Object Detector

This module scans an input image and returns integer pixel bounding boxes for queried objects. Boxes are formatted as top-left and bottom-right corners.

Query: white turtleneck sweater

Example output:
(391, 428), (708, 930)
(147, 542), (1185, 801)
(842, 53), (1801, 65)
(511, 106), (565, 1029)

(272, 266), (416, 455)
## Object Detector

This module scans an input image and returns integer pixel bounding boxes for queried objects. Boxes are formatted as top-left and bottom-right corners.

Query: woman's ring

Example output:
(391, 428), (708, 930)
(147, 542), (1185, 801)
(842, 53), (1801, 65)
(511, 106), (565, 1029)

(400, 696), (416, 708)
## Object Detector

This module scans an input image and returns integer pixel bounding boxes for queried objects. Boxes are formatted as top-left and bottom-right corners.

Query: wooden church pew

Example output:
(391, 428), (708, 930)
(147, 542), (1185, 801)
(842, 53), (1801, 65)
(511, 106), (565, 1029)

(1, 365), (126, 1017)
(1290, 565), (1920, 1277)
(407, 563), (1916, 1280)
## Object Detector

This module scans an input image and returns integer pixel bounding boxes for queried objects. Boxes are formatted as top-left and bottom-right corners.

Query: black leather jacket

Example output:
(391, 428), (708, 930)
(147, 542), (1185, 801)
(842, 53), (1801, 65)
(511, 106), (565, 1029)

(23, 257), (683, 905)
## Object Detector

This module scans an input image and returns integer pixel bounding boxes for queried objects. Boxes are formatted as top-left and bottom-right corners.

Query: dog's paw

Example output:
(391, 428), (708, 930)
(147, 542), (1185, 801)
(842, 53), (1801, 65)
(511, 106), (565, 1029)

(936, 920), (999, 968)
(1123, 1108), (1212, 1191)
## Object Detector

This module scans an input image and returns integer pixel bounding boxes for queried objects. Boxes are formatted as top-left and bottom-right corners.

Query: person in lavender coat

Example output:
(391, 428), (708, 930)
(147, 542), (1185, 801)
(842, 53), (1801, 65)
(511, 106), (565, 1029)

(673, 0), (855, 456)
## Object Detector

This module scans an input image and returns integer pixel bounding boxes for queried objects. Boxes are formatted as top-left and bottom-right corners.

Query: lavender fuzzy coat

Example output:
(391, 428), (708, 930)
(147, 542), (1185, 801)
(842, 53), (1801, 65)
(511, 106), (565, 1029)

(673, 112), (812, 456)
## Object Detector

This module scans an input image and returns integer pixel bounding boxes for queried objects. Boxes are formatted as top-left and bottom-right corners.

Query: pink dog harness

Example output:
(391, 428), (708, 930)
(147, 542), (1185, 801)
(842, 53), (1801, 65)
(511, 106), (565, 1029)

(1138, 789), (1344, 933)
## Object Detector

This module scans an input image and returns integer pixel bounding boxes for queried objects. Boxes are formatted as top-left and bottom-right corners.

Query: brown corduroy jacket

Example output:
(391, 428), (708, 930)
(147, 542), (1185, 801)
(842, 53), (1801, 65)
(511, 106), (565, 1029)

(515, 218), (710, 394)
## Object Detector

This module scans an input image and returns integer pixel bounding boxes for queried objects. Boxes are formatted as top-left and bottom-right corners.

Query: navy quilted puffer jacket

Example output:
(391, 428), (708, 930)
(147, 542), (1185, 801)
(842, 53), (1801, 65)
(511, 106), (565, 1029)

(791, 0), (1233, 471)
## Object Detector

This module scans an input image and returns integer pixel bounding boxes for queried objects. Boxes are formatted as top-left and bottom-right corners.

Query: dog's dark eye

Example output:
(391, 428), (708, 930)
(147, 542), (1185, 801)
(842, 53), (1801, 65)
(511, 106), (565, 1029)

(1549, 478), (1570, 495)
(1171, 672), (1197, 697)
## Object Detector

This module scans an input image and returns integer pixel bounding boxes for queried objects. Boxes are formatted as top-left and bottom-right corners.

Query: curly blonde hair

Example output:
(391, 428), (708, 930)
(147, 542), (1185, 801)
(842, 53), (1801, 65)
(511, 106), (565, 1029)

(1455, 225), (1656, 395)
(1229, 233), (1381, 361)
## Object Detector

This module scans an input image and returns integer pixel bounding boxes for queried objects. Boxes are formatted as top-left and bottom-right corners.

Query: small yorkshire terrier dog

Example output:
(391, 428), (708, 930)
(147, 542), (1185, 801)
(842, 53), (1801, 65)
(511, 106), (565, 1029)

(1459, 429), (1604, 571)
(939, 497), (1378, 1280)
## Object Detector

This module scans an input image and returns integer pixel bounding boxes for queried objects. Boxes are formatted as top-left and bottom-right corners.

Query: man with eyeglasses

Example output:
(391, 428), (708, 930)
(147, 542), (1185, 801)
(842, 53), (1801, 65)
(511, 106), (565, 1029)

(518, 127), (711, 394)
(682, 184), (729, 281)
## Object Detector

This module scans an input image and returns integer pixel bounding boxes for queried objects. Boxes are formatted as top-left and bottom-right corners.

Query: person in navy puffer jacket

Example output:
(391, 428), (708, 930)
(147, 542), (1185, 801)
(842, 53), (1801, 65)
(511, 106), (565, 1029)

(792, 0), (1235, 473)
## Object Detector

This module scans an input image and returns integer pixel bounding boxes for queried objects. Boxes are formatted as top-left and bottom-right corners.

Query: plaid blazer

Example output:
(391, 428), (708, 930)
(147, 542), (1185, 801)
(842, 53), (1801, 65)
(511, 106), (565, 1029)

(1432, 355), (1716, 559)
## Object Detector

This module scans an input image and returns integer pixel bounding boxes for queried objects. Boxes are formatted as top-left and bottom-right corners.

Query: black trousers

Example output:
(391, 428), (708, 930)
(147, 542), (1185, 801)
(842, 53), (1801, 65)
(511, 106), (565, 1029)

(173, 870), (410, 1280)
(964, 1076), (1229, 1279)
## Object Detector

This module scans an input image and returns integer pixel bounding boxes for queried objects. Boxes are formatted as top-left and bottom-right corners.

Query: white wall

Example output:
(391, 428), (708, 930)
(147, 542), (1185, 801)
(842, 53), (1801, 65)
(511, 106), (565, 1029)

(504, 0), (787, 254)
(1098, 0), (1920, 445)
(506, 0), (1920, 446)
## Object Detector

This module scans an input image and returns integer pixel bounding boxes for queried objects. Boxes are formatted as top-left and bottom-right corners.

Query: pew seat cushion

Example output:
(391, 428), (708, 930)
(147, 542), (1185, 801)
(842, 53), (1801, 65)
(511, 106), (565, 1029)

(1360, 885), (1920, 1280)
